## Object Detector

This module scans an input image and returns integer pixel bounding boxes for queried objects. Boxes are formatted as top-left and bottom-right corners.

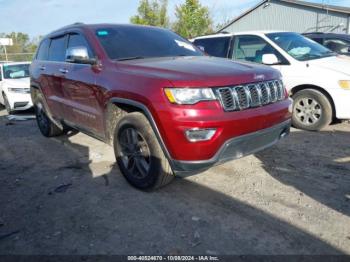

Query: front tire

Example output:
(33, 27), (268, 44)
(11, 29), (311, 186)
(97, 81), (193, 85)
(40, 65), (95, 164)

(292, 89), (332, 131)
(114, 112), (174, 190)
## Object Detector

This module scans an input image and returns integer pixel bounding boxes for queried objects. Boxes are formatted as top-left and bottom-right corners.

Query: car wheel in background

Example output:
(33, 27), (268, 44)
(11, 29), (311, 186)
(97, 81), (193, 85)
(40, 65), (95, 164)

(114, 112), (174, 190)
(292, 89), (332, 131)
(35, 102), (64, 137)
(3, 93), (14, 115)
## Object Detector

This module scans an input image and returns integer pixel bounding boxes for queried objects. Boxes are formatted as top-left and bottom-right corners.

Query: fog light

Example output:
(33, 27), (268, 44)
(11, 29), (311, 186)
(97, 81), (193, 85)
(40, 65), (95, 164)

(185, 128), (216, 142)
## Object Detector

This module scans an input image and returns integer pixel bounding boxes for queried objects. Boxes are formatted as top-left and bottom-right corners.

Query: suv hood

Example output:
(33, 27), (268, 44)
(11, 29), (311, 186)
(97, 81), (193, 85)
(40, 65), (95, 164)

(117, 56), (280, 87)
(2, 77), (30, 88)
(307, 55), (350, 76)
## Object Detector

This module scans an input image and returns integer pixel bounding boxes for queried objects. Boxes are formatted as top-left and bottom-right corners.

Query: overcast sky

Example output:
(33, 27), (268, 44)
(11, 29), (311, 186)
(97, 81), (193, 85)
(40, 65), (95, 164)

(0, 0), (349, 37)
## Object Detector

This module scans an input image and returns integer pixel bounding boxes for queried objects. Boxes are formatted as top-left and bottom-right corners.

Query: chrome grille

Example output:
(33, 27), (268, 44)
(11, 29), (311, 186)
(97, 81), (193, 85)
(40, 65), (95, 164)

(247, 84), (261, 107)
(268, 81), (277, 102)
(217, 88), (236, 110)
(275, 80), (285, 100)
(260, 82), (270, 105)
(216, 79), (285, 111)
(235, 86), (249, 109)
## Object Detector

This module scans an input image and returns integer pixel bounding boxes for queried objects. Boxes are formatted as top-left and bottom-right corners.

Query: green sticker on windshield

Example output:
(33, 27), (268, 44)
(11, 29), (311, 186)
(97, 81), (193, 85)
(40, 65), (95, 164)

(97, 30), (109, 36)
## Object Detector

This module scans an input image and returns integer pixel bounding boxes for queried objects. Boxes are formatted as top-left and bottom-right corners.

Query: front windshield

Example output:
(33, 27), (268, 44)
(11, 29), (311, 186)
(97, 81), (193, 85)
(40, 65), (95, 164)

(3, 64), (30, 79)
(266, 32), (335, 61)
(95, 26), (203, 60)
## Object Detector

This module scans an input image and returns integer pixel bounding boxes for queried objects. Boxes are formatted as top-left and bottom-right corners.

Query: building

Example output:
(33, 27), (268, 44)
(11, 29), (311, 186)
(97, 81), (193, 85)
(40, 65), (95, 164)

(218, 0), (350, 34)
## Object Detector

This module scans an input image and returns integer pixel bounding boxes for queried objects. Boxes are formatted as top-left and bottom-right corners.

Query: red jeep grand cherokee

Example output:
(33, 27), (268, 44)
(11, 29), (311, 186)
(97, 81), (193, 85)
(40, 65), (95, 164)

(30, 23), (292, 190)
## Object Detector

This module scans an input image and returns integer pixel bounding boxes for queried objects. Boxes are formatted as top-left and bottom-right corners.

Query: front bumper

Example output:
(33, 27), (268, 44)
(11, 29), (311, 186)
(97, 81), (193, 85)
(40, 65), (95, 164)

(172, 119), (291, 175)
(331, 89), (350, 119)
(6, 92), (33, 111)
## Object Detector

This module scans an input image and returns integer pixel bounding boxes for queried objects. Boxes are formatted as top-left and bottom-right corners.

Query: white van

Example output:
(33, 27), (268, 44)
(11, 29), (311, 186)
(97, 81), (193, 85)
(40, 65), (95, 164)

(192, 31), (350, 131)
(0, 62), (32, 114)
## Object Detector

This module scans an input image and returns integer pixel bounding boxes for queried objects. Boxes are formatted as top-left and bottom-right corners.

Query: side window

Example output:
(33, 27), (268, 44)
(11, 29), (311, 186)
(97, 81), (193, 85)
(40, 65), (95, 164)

(48, 36), (67, 62)
(0, 67), (2, 81)
(310, 37), (323, 45)
(193, 37), (230, 58)
(324, 38), (350, 54)
(232, 35), (286, 64)
(36, 39), (50, 61)
(67, 33), (94, 58)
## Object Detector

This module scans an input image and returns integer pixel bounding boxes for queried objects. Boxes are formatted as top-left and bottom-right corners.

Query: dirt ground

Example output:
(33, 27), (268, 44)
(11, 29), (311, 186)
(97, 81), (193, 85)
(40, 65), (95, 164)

(0, 107), (349, 255)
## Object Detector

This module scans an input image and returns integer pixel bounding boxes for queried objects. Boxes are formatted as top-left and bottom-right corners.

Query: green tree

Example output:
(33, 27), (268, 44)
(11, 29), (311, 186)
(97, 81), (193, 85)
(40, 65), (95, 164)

(173, 0), (213, 38)
(130, 0), (169, 27)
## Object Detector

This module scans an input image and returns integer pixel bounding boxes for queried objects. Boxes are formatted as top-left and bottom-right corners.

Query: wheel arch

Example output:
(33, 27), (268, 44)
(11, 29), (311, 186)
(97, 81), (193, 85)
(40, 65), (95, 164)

(106, 98), (173, 164)
(290, 84), (336, 119)
(30, 84), (64, 130)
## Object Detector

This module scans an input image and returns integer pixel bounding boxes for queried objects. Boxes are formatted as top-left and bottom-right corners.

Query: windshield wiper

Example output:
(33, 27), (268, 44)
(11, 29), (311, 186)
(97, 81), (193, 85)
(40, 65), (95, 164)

(116, 56), (145, 61)
(322, 50), (337, 56)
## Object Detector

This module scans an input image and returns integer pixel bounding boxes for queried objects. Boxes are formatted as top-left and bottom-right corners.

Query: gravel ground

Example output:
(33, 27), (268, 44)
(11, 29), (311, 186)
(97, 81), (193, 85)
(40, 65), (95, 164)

(0, 107), (349, 255)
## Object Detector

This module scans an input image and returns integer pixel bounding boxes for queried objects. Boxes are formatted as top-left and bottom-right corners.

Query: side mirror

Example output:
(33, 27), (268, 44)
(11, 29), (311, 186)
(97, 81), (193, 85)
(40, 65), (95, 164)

(65, 46), (96, 65)
(197, 45), (205, 52)
(262, 53), (280, 65)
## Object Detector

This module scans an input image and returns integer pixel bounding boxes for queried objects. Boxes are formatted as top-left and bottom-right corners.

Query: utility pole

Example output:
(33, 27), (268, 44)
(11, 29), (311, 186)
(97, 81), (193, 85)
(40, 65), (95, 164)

(0, 38), (13, 61)
(3, 45), (8, 61)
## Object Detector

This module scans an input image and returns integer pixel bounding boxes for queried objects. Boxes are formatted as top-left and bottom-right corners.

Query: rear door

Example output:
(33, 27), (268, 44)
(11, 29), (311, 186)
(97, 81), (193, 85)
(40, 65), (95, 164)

(43, 35), (68, 119)
(61, 33), (105, 136)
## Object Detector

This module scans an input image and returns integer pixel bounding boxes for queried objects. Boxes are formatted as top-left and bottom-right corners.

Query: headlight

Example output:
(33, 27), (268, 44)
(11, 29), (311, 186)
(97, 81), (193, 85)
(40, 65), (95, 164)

(8, 87), (30, 94)
(339, 80), (350, 90)
(164, 88), (216, 104)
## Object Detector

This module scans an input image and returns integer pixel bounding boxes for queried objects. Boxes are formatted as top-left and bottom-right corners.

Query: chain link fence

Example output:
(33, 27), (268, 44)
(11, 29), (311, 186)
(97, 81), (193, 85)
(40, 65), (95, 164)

(0, 52), (35, 62)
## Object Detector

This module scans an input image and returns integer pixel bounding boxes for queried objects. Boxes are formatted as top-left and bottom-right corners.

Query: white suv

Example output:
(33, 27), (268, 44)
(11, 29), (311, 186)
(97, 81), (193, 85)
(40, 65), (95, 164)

(192, 31), (350, 131)
(0, 62), (32, 114)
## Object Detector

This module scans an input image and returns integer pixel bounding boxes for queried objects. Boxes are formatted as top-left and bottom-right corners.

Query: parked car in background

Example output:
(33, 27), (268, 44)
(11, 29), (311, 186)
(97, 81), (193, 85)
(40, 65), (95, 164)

(303, 32), (350, 56)
(31, 23), (291, 190)
(192, 31), (350, 131)
(0, 62), (32, 114)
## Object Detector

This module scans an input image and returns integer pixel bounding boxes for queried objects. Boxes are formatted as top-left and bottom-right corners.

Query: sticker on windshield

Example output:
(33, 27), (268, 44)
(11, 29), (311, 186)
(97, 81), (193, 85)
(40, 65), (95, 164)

(97, 30), (109, 36)
(174, 40), (195, 52)
(288, 47), (311, 57)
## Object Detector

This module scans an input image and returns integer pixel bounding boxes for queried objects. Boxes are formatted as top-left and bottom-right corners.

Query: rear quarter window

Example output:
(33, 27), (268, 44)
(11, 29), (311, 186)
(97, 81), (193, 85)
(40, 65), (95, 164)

(36, 39), (50, 60)
(193, 37), (231, 58)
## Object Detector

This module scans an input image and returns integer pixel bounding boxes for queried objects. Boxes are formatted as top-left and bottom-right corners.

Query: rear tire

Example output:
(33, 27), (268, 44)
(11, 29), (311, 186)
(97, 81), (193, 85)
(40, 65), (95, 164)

(35, 102), (64, 137)
(114, 112), (174, 190)
(292, 89), (332, 131)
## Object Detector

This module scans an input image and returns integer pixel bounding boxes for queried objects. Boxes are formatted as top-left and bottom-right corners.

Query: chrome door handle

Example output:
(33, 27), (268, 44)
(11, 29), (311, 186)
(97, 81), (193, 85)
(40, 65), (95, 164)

(59, 68), (68, 74)
(40, 66), (46, 70)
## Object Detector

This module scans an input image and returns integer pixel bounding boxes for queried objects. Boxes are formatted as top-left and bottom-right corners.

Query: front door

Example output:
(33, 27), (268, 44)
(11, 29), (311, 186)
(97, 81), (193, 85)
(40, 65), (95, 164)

(231, 34), (294, 90)
(61, 33), (105, 137)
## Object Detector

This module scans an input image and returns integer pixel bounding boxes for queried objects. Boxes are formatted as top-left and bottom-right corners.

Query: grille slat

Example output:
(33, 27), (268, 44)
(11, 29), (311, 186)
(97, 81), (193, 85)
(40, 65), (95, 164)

(216, 79), (285, 111)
